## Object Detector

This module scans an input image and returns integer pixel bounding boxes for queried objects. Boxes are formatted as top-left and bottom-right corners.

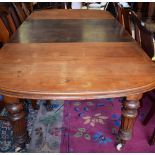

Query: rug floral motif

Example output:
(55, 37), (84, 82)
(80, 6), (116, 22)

(28, 100), (64, 153)
(61, 98), (122, 153)
(61, 98), (155, 153)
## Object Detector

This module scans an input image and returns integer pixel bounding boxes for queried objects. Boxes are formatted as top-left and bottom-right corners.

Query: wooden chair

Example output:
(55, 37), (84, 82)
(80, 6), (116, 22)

(141, 90), (155, 146)
(134, 10), (155, 145)
(0, 3), (21, 29)
(0, 11), (13, 35)
(12, 2), (26, 23)
(0, 17), (10, 44)
(114, 3), (132, 35)
(21, 3), (30, 17)
(131, 10), (155, 146)
(114, 3), (123, 25)
(8, 3), (21, 28)
(0, 3), (31, 33)
(149, 128), (155, 145)
(131, 11), (141, 44)
(105, 2), (117, 18)
(131, 11), (154, 58)
(6, 12), (16, 33)
(0, 9), (17, 48)
(24, 2), (33, 13)
(142, 90), (155, 126)
(121, 7), (132, 35)
(140, 24), (154, 58)
(0, 10), (16, 35)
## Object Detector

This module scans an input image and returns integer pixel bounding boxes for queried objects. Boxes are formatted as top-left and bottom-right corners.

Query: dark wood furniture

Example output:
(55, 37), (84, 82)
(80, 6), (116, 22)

(105, 2), (117, 17)
(131, 3), (155, 35)
(142, 90), (155, 126)
(113, 3), (132, 35)
(0, 17), (9, 44)
(115, 3), (123, 25)
(12, 3), (26, 23)
(21, 3), (30, 17)
(131, 11), (154, 58)
(132, 9), (155, 146)
(0, 3), (22, 28)
(120, 7), (132, 35)
(149, 128), (155, 145)
(0, 10), (16, 35)
(141, 89), (155, 146)
(131, 2), (155, 21)
(0, 9), (155, 151)
(8, 3), (21, 29)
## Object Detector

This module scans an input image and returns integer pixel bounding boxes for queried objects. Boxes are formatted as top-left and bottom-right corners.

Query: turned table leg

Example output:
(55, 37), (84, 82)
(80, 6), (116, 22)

(116, 94), (142, 150)
(4, 96), (29, 150)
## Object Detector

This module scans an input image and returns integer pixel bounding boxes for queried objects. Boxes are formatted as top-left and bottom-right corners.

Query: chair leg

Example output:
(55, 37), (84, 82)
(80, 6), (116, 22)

(0, 97), (8, 123)
(142, 96), (155, 126)
(149, 128), (155, 145)
(31, 99), (39, 110)
(0, 101), (5, 112)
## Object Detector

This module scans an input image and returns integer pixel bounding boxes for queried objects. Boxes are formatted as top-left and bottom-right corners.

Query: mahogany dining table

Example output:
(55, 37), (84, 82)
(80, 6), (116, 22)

(0, 9), (155, 151)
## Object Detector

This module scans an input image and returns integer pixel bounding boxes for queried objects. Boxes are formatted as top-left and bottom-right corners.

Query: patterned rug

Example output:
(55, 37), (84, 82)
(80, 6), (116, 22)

(28, 100), (64, 153)
(0, 97), (155, 153)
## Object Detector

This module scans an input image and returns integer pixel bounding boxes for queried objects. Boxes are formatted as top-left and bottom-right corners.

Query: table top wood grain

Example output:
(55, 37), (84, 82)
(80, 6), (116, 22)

(9, 19), (133, 43)
(0, 9), (155, 100)
(28, 9), (115, 20)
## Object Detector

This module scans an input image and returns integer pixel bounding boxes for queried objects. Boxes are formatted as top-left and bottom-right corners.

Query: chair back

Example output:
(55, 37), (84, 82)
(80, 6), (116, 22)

(114, 3), (123, 25)
(131, 11), (141, 44)
(12, 2), (26, 23)
(21, 3), (30, 17)
(0, 3), (20, 29)
(0, 11), (13, 35)
(6, 12), (16, 33)
(131, 11), (154, 58)
(0, 10), (16, 34)
(105, 2), (117, 17)
(121, 8), (132, 35)
(9, 3), (21, 28)
(140, 23), (154, 58)
(0, 17), (10, 44)
(114, 3), (132, 35)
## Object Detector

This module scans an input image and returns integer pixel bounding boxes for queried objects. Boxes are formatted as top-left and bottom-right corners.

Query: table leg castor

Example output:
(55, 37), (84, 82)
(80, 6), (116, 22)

(116, 143), (124, 151)
(117, 94), (142, 150)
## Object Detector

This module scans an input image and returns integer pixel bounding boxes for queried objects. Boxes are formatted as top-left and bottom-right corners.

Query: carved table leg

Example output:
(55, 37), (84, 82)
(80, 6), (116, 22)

(116, 94), (142, 151)
(4, 96), (29, 150)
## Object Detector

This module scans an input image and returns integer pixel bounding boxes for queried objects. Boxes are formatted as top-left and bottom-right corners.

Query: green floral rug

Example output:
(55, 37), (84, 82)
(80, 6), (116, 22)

(28, 100), (64, 153)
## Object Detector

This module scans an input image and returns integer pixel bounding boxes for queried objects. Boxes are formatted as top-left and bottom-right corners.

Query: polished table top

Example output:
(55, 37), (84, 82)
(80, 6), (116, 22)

(0, 9), (155, 100)
(27, 9), (115, 20)
(10, 19), (133, 43)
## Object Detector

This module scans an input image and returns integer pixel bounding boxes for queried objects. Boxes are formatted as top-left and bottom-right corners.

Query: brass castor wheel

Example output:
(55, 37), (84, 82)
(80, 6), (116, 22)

(15, 146), (23, 152)
(14, 135), (30, 152)
(116, 143), (124, 151)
